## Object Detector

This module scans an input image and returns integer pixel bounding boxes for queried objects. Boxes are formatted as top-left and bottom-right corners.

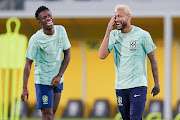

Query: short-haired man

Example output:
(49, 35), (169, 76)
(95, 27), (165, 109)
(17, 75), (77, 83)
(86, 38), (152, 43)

(99, 5), (160, 120)
(21, 6), (71, 120)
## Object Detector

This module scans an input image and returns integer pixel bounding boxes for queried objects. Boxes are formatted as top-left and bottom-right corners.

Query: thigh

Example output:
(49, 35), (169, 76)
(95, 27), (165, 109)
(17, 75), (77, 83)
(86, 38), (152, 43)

(35, 84), (54, 109)
(129, 86), (147, 120)
(53, 93), (61, 115)
(116, 89), (130, 120)
(53, 82), (63, 114)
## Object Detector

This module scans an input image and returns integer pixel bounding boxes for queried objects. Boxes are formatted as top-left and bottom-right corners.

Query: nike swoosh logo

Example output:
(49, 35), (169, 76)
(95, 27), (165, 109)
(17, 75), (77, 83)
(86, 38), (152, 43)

(134, 94), (141, 97)
(43, 45), (49, 49)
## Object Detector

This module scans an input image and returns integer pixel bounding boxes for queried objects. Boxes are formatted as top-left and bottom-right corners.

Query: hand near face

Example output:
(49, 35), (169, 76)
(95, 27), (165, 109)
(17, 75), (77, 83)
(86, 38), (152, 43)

(107, 15), (116, 32)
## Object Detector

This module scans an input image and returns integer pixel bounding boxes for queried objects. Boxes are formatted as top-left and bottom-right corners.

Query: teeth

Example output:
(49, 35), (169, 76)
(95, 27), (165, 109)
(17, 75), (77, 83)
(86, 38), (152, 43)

(47, 21), (53, 25)
(116, 22), (122, 25)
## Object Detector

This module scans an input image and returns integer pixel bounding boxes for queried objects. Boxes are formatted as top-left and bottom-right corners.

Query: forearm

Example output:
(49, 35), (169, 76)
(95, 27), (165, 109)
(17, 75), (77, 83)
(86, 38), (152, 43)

(99, 28), (111, 59)
(151, 59), (159, 85)
(148, 51), (159, 86)
(23, 64), (31, 89)
(57, 51), (70, 77)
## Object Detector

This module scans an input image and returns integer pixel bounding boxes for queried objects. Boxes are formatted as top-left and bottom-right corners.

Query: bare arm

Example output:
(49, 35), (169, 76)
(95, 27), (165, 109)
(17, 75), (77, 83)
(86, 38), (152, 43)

(147, 50), (160, 97)
(99, 15), (115, 59)
(21, 58), (33, 102)
(51, 48), (71, 87)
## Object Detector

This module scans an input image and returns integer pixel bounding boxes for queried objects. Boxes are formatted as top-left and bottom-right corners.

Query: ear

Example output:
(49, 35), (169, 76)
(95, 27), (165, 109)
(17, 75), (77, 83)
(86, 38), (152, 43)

(37, 20), (41, 25)
(127, 14), (131, 21)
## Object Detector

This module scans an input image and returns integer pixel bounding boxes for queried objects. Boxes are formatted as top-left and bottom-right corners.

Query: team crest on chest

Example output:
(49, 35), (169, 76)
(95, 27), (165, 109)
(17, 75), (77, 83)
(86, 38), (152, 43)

(130, 40), (136, 51)
(58, 37), (62, 48)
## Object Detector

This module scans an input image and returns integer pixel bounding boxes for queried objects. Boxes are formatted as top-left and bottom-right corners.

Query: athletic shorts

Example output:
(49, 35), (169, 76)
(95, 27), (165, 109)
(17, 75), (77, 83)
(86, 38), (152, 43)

(35, 82), (63, 109)
(116, 86), (147, 120)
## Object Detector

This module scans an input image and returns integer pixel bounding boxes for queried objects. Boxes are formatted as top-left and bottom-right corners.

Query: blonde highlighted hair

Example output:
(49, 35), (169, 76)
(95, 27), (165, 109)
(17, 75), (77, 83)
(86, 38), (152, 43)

(114, 5), (132, 15)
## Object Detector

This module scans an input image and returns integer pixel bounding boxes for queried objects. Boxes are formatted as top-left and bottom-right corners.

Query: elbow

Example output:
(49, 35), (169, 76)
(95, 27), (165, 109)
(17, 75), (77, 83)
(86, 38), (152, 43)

(99, 52), (107, 60)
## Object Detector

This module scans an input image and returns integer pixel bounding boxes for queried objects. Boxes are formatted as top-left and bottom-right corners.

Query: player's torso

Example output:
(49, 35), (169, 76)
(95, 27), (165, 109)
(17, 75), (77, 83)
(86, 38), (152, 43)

(33, 25), (65, 85)
(113, 28), (143, 58)
(36, 26), (63, 63)
(112, 26), (148, 89)
(112, 26), (145, 68)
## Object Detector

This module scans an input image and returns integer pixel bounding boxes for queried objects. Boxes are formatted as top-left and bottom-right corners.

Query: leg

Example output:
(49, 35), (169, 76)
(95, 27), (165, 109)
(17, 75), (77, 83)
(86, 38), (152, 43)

(53, 82), (63, 115)
(129, 86), (147, 120)
(53, 92), (61, 115)
(35, 84), (54, 119)
(116, 89), (130, 120)
(41, 108), (53, 120)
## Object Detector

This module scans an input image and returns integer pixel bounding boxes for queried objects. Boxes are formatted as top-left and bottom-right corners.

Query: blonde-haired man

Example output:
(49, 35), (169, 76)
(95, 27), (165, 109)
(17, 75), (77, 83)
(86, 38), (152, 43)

(99, 5), (160, 120)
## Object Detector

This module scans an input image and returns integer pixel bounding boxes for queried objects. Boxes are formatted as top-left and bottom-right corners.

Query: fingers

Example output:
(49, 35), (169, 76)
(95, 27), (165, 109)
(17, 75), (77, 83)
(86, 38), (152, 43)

(110, 15), (116, 25)
(51, 81), (59, 88)
(109, 15), (115, 24)
(27, 94), (29, 100)
(21, 95), (24, 101)
(21, 94), (28, 102)
(151, 87), (160, 97)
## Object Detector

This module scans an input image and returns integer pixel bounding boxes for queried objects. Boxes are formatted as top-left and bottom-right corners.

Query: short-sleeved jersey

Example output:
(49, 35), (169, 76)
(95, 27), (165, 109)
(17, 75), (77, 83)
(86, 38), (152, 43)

(108, 25), (156, 89)
(25, 25), (71, 85)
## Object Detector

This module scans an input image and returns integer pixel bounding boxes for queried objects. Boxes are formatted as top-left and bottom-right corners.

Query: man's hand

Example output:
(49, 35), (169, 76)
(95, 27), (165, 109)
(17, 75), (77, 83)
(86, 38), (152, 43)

(151, 84), (160, 97)
(21, 88), (29, 102)
(51, 75), (61, 88)
(107, 15), (116, 33)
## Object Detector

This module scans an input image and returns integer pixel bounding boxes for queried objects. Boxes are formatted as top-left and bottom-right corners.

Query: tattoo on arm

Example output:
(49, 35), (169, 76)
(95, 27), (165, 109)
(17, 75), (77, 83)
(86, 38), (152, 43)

(106, 34), (109, 38)
(148, 51), (159, 84)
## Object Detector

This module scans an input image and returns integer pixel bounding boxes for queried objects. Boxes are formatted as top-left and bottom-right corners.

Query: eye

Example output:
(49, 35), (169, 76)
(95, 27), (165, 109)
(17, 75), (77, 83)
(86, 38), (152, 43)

(117, 14), (123, 18)
(42, 16), (46, 19)
(48, 14), (52, 17)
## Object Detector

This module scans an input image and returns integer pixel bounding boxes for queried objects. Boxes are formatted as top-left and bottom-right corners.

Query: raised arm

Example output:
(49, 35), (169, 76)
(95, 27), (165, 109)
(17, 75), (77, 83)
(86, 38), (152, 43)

(51, 48), (70, 88)
(99, 15), (115, 59)
(21, 58), (33, 102)
(147, 51), (160, 97)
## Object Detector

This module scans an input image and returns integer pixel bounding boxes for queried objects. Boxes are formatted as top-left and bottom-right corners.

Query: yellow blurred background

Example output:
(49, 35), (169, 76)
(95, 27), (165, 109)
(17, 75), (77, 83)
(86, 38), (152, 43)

(0, 17), (179, 117)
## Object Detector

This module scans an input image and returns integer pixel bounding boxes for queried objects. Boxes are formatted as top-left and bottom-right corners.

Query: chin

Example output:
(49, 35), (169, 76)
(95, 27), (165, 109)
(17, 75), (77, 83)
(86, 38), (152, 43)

(116, 27), (122, 30)
(46, 26), (54, 30)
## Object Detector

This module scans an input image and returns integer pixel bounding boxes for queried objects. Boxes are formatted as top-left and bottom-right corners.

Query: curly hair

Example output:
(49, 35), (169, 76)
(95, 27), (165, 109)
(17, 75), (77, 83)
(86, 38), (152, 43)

(35, 6), (49, 19)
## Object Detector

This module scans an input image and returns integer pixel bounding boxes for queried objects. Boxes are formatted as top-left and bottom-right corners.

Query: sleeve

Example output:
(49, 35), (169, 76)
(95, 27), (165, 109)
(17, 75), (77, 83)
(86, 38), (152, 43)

(141, 31), (156, 54)
(61, 26), (71, 50)
(108, 30), (115, 52)
(25, 36), (38, 60)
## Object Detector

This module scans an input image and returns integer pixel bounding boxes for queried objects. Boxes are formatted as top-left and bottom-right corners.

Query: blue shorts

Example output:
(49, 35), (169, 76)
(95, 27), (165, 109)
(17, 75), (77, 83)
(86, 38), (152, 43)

(116, 86), (147, 120)
(35, 82), (63, 109)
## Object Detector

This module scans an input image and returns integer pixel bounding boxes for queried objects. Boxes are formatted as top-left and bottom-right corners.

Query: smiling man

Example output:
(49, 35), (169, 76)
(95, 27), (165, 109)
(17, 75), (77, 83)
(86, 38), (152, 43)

(21, 6), (71, 120)
(99, 5), (160, 120)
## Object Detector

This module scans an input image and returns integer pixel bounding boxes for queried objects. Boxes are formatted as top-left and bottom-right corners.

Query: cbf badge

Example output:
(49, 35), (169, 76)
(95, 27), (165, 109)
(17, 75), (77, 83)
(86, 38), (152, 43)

(130, 40), (136, 51)
(58, 37), (62, 48)
(42, 95), (48, 104)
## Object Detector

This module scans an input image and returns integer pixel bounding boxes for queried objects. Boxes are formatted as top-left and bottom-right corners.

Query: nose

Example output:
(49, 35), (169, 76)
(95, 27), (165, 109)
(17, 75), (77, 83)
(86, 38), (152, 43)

(46, 16), (51, 21)
(115, 16), (119, 22)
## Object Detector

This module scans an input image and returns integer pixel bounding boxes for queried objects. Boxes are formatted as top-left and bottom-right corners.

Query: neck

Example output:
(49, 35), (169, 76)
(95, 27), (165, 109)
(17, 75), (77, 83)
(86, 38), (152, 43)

(121, 24), (132, 33)
(43, 26), (54, 35)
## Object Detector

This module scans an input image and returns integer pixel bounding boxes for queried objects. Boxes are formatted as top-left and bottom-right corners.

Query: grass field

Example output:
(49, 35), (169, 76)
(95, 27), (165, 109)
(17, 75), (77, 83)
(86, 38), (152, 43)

(20, 118), (115, 120)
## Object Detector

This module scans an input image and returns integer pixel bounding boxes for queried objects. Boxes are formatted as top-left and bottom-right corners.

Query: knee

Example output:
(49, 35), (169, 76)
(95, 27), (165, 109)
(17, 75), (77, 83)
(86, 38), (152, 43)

(42, 109), (53, 120)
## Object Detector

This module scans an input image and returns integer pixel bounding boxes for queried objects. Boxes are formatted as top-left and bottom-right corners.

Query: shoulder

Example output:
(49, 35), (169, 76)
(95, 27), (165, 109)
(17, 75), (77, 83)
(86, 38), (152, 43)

(133, 26), (151, 38)
(55, 25), (66, 32)
(29, 29), (42, 43)
(110, 29), (119, 36)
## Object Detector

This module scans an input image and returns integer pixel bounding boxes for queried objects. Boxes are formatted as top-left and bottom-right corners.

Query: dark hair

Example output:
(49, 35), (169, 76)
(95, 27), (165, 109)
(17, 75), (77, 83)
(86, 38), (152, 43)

(35, 6), (49, 19)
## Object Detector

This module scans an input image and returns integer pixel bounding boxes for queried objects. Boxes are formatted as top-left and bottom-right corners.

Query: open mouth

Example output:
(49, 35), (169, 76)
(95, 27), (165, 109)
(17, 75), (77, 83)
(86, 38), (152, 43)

(47, 20), (53, 26)
(116, 22), (122, 27)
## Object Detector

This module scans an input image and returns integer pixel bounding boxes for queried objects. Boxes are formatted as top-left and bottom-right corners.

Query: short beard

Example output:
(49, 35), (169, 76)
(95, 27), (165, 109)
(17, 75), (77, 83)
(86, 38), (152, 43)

(44, 26), (53, 31)
(118, 23), (127, 31)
